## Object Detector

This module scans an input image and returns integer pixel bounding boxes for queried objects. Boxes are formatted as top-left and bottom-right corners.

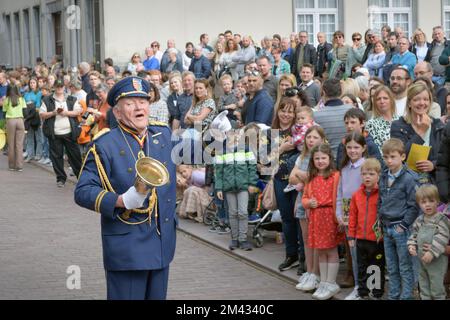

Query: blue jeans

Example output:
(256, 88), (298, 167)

(274, 177), (305, 260)
(383, 224), (415, 300)
(26, 127), (43, 158)
(214, 188), (229, 225)
(41, 130), (50, 158)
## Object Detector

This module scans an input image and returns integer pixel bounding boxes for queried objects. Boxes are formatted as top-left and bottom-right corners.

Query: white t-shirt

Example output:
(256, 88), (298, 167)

(40, 95), (82, 136)
(395, 97), (407, 118)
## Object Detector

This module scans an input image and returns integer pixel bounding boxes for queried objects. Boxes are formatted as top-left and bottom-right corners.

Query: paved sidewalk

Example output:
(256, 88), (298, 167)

(28, 159), (354, 300)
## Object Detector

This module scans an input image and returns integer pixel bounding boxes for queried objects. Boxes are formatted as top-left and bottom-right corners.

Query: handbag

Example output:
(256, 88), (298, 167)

(262, 178), (277, 211)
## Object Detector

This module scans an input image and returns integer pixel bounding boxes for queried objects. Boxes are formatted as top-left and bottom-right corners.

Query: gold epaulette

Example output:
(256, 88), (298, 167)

(149, 120), (169, 127)
(93, 128), (110, 141)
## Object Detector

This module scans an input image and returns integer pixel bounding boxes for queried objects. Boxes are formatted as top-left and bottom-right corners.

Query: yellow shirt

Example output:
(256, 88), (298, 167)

(3, 97), (26, 119)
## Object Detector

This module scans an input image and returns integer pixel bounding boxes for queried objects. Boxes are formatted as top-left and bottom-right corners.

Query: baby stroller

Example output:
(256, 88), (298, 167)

(249, 180), (283, 248)
(252, 210), (283, 248)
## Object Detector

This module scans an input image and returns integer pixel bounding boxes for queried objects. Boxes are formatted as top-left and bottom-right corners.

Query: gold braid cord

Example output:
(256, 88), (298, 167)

(89, 145), (160, 232)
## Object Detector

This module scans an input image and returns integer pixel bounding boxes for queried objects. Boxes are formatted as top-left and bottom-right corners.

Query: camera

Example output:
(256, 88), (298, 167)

(284, 87), (299, 98)
(81, 112), (90, 120)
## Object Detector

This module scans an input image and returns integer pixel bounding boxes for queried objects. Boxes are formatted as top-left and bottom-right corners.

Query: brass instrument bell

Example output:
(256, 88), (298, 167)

(134, 157), (170, 195)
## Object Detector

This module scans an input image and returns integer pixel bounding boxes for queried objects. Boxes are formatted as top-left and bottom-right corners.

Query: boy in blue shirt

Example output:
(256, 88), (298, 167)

(378, 138), (420, 300)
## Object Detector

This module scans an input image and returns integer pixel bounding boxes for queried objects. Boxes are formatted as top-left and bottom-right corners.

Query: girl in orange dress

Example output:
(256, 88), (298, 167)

(302, 143), (344, 300)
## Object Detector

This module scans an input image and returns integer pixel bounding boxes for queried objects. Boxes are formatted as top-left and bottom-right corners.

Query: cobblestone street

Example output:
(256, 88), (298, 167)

(0, 155), (305, 300)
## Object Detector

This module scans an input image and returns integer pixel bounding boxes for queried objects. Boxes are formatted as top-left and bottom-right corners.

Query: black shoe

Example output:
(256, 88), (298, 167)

(229, 240), (239, 251)
(296, 260), (306, 276)
(278, 256), (299, 271)
(239, 241), (253, 251)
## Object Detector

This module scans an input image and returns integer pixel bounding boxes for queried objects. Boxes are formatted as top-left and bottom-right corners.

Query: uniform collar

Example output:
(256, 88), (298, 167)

(118, 122), (148, 148)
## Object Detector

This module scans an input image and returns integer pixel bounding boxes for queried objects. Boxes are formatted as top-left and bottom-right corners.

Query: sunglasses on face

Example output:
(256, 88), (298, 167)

(353, 38), (361, 41)
(284, 87), (299, 97)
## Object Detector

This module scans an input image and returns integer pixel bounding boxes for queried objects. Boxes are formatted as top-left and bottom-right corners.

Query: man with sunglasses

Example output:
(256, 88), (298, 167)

(150, 41), (163, 64)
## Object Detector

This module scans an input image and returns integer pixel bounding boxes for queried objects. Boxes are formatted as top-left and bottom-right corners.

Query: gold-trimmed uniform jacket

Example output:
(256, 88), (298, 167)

(74, 123), (177, 271)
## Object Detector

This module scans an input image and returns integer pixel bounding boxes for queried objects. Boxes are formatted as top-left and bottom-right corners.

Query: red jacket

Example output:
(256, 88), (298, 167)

(348, 184), (381, 242)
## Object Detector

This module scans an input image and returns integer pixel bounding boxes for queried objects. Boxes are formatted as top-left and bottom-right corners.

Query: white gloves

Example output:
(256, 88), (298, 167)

(122, 186), (147, 210)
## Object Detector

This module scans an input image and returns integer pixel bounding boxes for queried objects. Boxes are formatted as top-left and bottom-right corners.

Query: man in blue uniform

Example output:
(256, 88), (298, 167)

(74, 76), (177, 300)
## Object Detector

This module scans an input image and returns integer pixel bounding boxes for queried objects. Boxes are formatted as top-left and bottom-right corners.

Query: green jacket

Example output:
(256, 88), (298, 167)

(439, 45), (450, 82)
(214, 145), (258, 193)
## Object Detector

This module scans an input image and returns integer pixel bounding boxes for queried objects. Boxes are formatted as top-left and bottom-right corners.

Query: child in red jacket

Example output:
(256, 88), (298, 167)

(348, 158), (385, 300)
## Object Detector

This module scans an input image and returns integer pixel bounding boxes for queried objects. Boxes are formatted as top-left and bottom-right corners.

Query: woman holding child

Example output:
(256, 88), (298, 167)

(269, 97), (303, 273)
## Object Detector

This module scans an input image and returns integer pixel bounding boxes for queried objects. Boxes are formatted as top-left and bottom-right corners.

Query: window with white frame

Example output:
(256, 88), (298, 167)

(368, 0), (412, 38)
(444, 0), (450, 38)
(294, 0), (339, 46)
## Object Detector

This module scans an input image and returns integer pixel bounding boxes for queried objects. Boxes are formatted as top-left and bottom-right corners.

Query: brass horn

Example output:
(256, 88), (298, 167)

(134, 157), (170, 195)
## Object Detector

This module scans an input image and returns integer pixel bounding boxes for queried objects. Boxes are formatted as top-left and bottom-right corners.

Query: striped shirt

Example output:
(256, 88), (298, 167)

(313, 99), (352, 157)
(408, 212), (450, 258)
(149, 100), (169, 125)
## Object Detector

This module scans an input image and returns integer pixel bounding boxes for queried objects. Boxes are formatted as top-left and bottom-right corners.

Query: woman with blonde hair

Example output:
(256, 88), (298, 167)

(127, 52), (144, 75)
(366, 85), (398, 154)
(391, 83), (445, 183)
(411, 28), (431, 62)
(167, 72), (183, 126)
(340, 78), (360, 98)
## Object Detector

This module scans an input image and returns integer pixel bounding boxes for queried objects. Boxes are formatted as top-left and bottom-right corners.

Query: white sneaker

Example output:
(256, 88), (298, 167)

(312, 282), (327, 299)
(301, 273), (319, 292)
(345, 287), (360, 300)
(38, 158), (46, 164)
(295, 272), (310, 290)
(43, 158), (52, 165)
(283, 184), (297, 193)
(23, 151), (28, 158)
(318, 282), (340, 300)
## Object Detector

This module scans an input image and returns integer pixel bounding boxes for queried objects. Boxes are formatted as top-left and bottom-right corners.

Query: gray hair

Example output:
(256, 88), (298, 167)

(69, 80), (82, 90)
(182, 71), (195, 80)
(355, 76), (369, 92)
(168, 48), (178, 55)
(193, 45), (203, 52)
(78, 61), (90, 73)
(95, 83), (109, 93)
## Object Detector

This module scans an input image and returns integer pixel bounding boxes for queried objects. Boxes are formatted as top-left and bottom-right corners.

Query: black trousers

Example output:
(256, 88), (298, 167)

(356, 239), (385, 298)
(49, 133), (82, 183)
